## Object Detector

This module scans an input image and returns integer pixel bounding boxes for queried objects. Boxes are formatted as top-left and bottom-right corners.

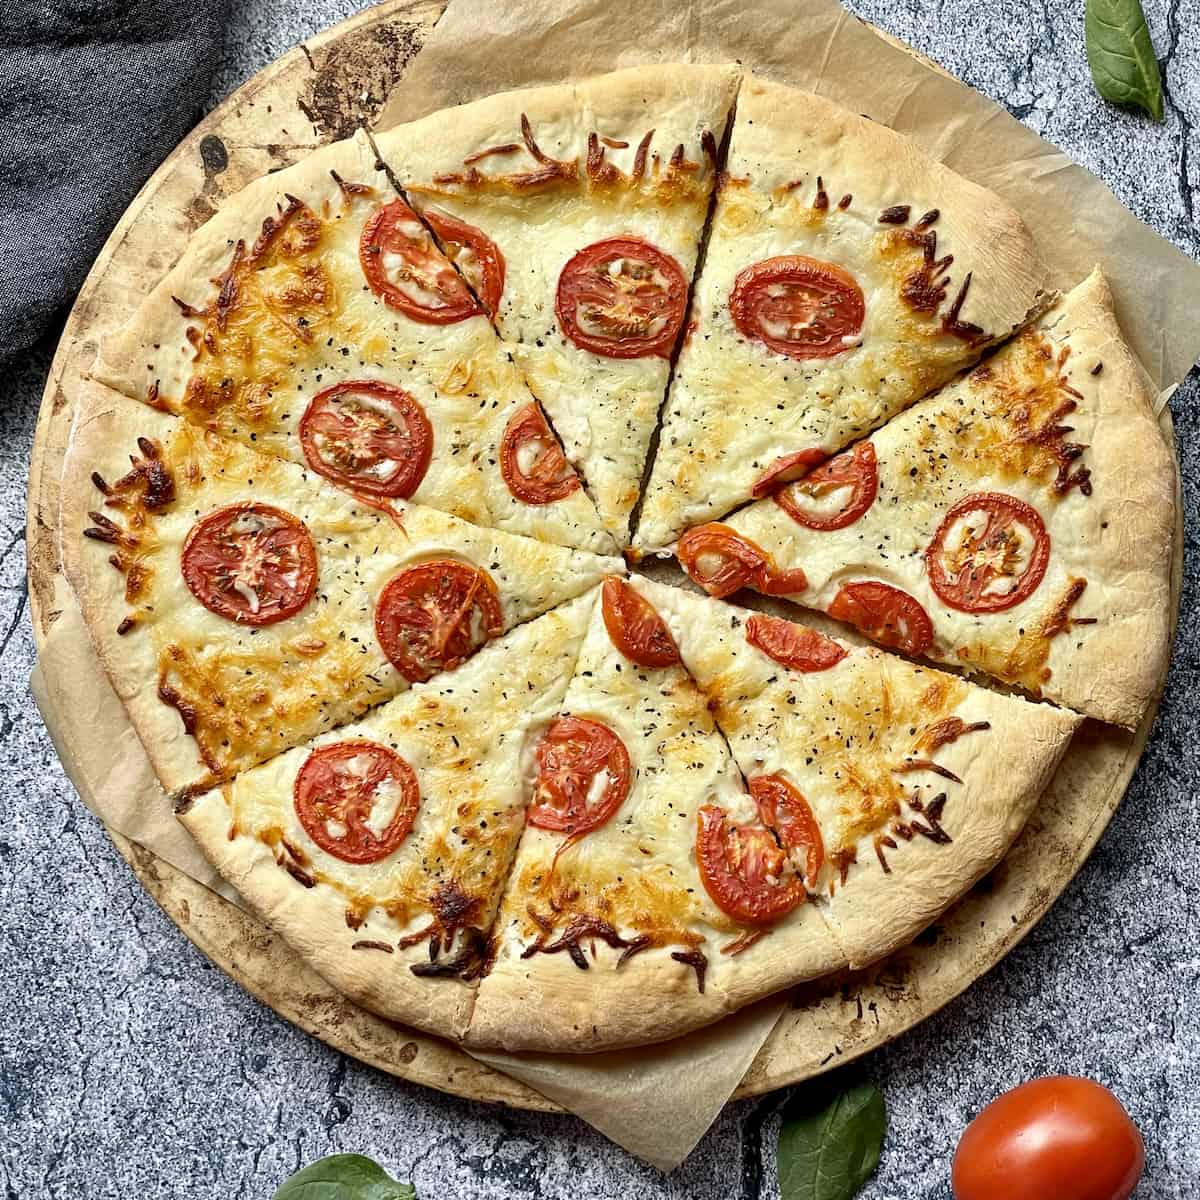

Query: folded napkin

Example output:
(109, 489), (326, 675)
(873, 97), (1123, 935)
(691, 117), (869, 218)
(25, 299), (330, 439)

(0, 0), (229, 360)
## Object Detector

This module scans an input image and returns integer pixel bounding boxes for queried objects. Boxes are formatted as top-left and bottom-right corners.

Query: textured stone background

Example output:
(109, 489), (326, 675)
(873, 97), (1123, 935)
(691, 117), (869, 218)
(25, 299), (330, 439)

(2, 1), (1197, 1196)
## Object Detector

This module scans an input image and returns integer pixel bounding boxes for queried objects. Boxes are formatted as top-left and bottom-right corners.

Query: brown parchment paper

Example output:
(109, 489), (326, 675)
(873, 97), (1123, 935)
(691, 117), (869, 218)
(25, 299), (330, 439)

(34, 0), (1200, 1171)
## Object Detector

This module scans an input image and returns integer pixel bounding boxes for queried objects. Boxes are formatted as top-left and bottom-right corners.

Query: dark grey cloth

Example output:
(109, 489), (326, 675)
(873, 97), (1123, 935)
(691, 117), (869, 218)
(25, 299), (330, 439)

(0, 1), (228, 360)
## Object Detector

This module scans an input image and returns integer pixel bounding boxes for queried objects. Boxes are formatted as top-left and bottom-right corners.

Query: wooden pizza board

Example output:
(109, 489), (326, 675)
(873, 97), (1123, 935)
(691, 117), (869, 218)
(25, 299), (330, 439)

(26, 0), (1181, 1113)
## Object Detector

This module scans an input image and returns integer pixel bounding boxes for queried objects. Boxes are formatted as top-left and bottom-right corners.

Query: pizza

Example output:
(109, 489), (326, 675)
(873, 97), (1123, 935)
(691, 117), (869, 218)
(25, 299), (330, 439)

(64, 67), (1176, 1055)
(635, 74), (1050, 552)
(64, 384), (619, 793)
(675, 271), (1175, 728)
(92, 130), (614, 556)
(377, 64), (740, 540)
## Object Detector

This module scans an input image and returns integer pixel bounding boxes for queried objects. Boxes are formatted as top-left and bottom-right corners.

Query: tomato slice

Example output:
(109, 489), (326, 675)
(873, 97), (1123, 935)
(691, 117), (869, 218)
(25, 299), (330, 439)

(696, 805), (807, 925)
(926, 492), (1050, 613)
(422, 208), (506, 316)
(555, 237), (687, 359)
(730, 255), (865, 360)
(293, 741), (419, 865)
(360, 198), (481, 324)
(953, 1076), (1145, 1200)
(601, 576), (680, 668)
(527, 715), (631, 837)
(181, 502), (317, 626)
(498, 403), (581, 505)
(748, 774), (825, 889)
(746, 613), (847, 672)
(676, 523), (807, 599)
(828, 581), (934, 656)
(775, 442), (878, 530)
(299, 380), (433, 499)
(374, 560), (503, 683)
(751, 448), (828, 498)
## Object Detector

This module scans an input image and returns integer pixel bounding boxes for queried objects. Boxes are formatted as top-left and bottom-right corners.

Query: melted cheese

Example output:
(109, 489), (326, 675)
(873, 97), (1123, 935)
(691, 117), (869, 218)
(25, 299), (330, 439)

(710, 298), (1133, 717)
(99, 137), (612, 555)
(192, 595), (595, 948)
(376, 69), (738, 543)
(92, 416), (619, 786)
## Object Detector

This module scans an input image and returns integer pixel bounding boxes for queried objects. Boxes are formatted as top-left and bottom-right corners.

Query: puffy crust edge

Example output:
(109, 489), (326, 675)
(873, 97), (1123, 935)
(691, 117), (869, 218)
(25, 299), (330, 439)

(377, 62), (741, 182)
(464, 901), (845, 1054)
(733, 73), (1050, 340)
(179, 785), (477, 1040)
(1038, 269), (1177, 729)
(825, 686), (1081, 967)
(92, 130), (388, 406)
(60, 383), (217, 794)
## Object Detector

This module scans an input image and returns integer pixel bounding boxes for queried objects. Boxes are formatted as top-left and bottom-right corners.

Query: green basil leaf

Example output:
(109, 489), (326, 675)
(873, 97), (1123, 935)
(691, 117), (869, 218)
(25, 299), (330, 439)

(777, 1079), (885, 1200)
(272, 1154), (416, 1200)
(1085, 0), (1164, 121)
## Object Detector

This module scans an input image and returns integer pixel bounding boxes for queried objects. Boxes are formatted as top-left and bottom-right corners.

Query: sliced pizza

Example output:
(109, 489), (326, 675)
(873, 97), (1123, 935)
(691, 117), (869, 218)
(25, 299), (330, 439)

(375, 64), (741, 541)
(635, 74), (1050, 551)
(675, 270), (1175, 728)
(62, 385), (621, 794)
(636, 578), (1081, 970)
(178, 592), (598, 1041)
(466, 576), (844, 1052)
(92, 130), (613, 554)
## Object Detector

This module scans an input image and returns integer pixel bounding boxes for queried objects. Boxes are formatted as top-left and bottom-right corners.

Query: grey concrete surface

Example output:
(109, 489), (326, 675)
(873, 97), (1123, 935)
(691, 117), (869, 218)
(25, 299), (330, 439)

(1, 1), (1197, 1196)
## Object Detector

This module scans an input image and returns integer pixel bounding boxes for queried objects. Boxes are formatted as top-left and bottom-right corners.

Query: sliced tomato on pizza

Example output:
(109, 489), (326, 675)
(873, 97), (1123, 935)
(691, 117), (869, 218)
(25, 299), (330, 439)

(674, 271), (1175, 728)
(178, 592), (598, 1043)
(92, 130), (612, 555)
(62, 385), (622, 793)
(635, 578), (1080, 971)
(375, 64), (741, 542)
(467, 575), (842, 1053)
(635, 73), (1051, 551)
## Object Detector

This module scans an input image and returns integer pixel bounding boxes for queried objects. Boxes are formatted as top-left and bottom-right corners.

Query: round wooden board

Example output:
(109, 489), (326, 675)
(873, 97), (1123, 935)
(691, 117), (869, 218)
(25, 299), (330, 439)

(26, 0), (1182, 1115)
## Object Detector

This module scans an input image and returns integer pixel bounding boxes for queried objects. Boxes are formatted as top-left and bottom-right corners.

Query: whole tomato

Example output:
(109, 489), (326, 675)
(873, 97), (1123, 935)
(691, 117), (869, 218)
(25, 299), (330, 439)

(952, 1076), (1144, 1200)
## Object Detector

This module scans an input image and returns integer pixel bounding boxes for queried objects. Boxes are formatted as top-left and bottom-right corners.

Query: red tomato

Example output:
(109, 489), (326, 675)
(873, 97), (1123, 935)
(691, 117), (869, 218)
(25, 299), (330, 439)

(422, 208), (506, 315)
(745, 613), (847, 673)
(730, 255), (865, 360)
(293, 741), (419, 864)
(953, 1076), (1144, 1200)
(676, 523), (807, 599)
(374, 559), (503, 682)
(926, 491), (1050, 613)
(828, 580), (934, 656)
(748, 774), (824, 888)
(696, 805), (807, 925)
(751, 447), (828, 498)
(555, 237), (688, 359)
(775, 441), (878, 531)
(359, 198), (481, 324)
(498, 403), (581, 505)
(181, 502), (317, 626)
(299, 380), (433, 499)
(527, 715), (631, 837)
(601, 577), (680, 668)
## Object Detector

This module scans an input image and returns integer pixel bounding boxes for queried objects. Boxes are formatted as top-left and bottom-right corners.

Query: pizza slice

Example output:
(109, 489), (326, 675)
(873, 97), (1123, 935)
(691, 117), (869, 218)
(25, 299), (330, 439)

(63, 384), (621, 794)
(92, 130), (613, 555)
(178, 592), (598, 1041)
(634, 74), (1050, 551)
(466, 576), (844, 1052)
(375, 64), (741, 542)
(675, 270), (1175, 729)
(635, 578), (1081, 971)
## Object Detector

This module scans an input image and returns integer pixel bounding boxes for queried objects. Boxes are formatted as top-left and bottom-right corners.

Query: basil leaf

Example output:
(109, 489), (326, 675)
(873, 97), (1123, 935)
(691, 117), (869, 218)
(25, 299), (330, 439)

(777, 1079), (885, 1200)
(272, 1154), (416, 1200)
(1085, 0), (1164, 121)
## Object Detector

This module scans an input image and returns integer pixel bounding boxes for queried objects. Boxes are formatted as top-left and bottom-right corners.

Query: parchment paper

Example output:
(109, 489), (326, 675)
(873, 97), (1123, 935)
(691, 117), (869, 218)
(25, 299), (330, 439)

(34, 0), (1200, 1171)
